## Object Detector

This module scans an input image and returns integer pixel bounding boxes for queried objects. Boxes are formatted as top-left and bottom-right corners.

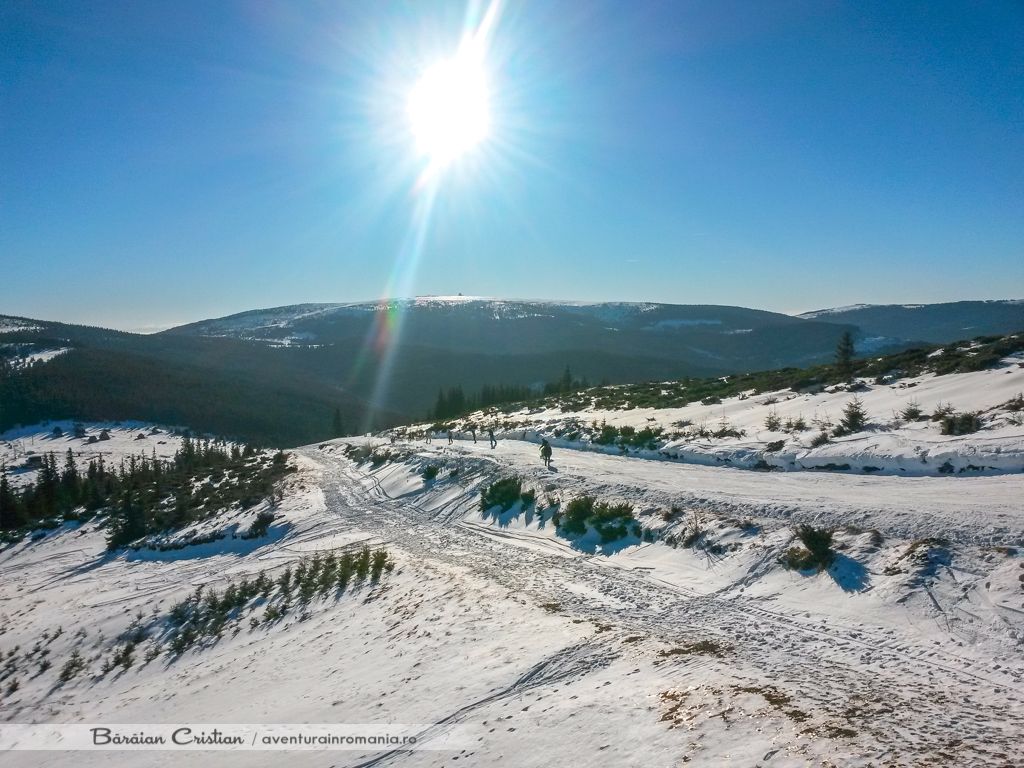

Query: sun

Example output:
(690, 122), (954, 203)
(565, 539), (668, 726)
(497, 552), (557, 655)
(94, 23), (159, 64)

(407, 51), (490, 166)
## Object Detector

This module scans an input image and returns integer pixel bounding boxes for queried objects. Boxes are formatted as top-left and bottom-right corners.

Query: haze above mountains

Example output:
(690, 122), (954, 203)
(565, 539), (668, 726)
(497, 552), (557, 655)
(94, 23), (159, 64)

(2, 298), (1021, 446)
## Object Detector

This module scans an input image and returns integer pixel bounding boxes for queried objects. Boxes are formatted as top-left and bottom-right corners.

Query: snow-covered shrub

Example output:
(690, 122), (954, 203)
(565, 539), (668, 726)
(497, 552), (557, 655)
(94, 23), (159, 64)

(713, 418), (745, 439)
(809, 431), (831, 448)
(784, 415), (807, 432)
(480, 477), (523, 512)
(592, 422), (619, 445)
(1001, 393), (1023, 412)
(900, 400), (925, 421)
(354, 546), (372, 582)
(57, 651), (84, 684)
(940, 412), (982, 435)
(421, 464), (440, 481)
(764, 409), (782, 431)
(782, 525), (835, 571)
(556, 496), (636, 542)
(370, 549), (392, 582)
(834, 397), (867, 436)
(559, 496), (594, 536)
(244, 510), (275, 539)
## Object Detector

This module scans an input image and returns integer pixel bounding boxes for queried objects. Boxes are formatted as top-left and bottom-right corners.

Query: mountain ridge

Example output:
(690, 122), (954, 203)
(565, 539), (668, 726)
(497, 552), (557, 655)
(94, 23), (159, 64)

(3, 298), (1021, 445)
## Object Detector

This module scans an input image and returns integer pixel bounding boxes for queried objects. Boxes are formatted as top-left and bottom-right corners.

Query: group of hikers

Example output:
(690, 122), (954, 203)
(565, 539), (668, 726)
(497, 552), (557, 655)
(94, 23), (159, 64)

(419, 427), (554, 467)
(425, 426), (497, 449)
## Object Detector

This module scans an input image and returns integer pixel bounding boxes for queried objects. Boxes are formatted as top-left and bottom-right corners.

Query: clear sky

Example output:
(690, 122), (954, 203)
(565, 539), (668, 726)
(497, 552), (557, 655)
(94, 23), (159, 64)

(2, 0), (1022, 330)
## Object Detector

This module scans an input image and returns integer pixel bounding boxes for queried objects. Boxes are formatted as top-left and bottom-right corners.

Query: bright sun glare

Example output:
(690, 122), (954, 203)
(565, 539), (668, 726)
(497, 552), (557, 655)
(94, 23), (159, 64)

(407, 51), (490, 165)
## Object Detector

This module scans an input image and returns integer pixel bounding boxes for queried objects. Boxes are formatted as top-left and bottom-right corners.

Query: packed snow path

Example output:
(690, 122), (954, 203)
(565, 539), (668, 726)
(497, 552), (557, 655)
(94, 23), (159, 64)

(367, 436), (1023, 545)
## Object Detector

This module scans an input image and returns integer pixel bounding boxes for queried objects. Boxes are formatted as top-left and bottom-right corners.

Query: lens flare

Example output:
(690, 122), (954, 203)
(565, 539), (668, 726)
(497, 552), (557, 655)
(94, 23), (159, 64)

(407, 53), (490, 164)
(355, 0), (504, 432)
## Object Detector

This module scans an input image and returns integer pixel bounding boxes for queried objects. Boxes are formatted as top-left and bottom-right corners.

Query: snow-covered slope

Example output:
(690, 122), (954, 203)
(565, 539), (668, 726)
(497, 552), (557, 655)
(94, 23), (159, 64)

(798, 299), (1023, 342)
(2, 422), (194, 490)
(421, 351), (1024, 477)
(2, 430), (1022, 766)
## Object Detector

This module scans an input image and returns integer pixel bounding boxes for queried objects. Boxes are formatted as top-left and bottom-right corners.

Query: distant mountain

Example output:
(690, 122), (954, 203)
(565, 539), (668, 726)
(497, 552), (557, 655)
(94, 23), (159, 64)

(0, 316), (400, 446)
(7, 297), (1015, 445)
(799, 300), (1023, 343)
(164, 297), (861, 369)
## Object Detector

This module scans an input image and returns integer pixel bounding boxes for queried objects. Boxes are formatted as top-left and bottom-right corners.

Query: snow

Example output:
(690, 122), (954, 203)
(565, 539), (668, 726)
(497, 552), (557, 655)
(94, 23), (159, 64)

(1, 429), (1022, 766)
(4, 351), (1024, 766)
(0, 319), (42, 334)
(2, 423), (193, 489)
(645, 318), (722, 329)
(430, 356), (1024, 477)
(5, 346), (70, 368)
(797, 304), (875, 319)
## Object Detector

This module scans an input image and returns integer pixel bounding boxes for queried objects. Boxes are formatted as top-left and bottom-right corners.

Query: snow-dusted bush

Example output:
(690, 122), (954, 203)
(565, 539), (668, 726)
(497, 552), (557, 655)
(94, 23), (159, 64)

(480, 477), (523, 512)
(834, 397), (867, 436)
(558, 495), (636, 543)
(782, 525), (835, 571)
(940, 412), (982, 435)
(809, 431), (831, 448)
(244, 510), (275, 539)
(900, 400), (926, 421)
(784, 415), (807, 432)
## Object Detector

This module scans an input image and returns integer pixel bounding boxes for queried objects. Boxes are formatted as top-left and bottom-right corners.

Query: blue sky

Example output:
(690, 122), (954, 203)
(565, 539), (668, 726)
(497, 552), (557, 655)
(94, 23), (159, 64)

(2, 0), (1022, 330)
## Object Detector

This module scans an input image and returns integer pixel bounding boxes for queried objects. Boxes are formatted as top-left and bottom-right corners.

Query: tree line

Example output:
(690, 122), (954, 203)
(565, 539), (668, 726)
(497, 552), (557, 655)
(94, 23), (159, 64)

(0, 436), (293, 549)
(430, 366), (592, 420)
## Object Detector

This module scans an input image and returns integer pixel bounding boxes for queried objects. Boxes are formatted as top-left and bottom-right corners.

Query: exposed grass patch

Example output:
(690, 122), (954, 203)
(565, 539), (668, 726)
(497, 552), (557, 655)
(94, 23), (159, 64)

(657, 639), (731, 658)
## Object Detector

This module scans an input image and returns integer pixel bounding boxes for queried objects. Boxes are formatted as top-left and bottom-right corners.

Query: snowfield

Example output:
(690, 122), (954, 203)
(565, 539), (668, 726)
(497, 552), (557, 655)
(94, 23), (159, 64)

(2, 427), (1022, 766)
(421, 355), (1024, 477)
(2, 422), (195, 491)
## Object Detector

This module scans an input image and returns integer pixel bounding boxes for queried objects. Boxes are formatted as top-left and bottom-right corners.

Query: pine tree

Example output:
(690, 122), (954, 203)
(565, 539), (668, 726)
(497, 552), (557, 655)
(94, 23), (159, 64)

(835, 331), (855, 382)
(60, 449), (80, 509)
(35, 452), (60, 518)
(432, 389), (448, 420)
(0, 472), (26, 530)
(106, 488), (147, 550)
(836, 397), (867, 435)
(560, 366), (573, 393)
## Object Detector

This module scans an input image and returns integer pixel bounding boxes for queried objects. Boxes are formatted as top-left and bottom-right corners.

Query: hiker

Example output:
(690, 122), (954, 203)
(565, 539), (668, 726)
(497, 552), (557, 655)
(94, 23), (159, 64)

(470, 426), (477, 443)
(424, 430), (432, 444)
(540, 439), (553, 468)
(488, 428), (497, 449)
(447, 429), (454, 445)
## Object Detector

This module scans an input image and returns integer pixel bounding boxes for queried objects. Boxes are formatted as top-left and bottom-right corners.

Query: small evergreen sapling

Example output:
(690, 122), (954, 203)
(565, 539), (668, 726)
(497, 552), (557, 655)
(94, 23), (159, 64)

(835, 397), (867, 436)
